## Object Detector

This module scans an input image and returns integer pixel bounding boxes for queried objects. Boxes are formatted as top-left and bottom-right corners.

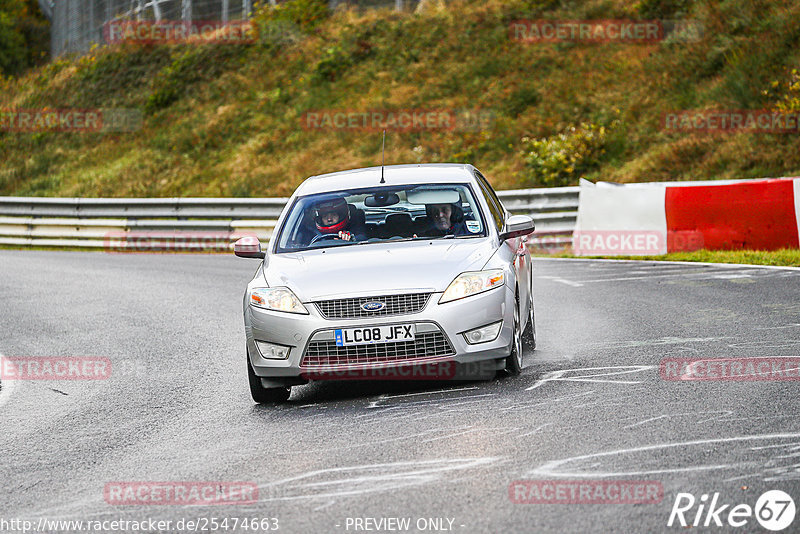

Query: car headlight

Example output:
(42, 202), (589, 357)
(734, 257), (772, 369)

(439, 269), (505, 304)
(249, 287), (308, 314)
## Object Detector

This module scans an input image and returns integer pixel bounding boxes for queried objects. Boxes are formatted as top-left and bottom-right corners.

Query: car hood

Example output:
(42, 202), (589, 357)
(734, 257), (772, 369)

(264, 238), (495, 301)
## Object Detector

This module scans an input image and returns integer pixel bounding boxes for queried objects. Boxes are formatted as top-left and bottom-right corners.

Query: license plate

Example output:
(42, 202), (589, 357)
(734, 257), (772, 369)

(335, 325), (415, 346)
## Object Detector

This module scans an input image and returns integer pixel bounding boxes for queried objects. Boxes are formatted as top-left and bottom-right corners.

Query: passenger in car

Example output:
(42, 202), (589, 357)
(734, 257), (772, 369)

(417, 203), (469, 237)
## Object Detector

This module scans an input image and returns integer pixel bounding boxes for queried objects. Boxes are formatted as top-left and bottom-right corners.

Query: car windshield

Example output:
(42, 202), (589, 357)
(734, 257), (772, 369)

(275, 183), (487, 253)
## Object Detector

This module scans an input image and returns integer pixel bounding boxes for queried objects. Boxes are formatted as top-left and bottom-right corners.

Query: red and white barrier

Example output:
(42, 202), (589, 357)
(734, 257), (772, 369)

(574, 177), (800, 255)
(796, 177), (800, 242)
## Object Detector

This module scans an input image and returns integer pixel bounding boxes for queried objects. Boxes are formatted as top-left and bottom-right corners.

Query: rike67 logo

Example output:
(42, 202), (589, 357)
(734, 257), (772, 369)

(668, 490), (796, 531)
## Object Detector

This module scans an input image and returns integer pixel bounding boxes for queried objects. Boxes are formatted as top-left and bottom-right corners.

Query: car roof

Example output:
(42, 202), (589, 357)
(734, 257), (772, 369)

(294, 163), (477, 196)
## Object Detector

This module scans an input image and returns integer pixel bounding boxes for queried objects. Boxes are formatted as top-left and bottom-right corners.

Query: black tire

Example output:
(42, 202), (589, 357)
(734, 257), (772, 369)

(522, 290), (536, 351)
(503, 293), (524, 376)
(247, 352), (291, 403)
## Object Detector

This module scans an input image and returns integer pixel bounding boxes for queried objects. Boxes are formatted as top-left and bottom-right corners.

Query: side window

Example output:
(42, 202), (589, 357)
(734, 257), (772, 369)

(475, 171), (505, 232)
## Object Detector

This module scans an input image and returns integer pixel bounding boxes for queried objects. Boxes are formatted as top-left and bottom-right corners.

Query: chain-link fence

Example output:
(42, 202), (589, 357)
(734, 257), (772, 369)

(51, 0), (254, 56)
(49, 0), (424, 57)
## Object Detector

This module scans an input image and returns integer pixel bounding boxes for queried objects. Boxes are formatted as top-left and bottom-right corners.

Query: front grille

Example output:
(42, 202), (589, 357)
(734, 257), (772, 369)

(301, 332), (454, 367)
(315, 293), (431, 319)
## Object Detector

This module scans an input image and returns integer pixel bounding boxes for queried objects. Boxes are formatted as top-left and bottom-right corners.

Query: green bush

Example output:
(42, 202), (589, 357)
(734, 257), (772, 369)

(311, 32), (373, 83)
(522, 122), (614, 187)
(253, 0), (329, 32)
(313, 44), (350, 82)
(763, 69), (800, 112)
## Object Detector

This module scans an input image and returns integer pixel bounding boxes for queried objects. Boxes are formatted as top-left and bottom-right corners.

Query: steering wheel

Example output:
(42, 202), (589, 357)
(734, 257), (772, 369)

(310, 233), (341, 245)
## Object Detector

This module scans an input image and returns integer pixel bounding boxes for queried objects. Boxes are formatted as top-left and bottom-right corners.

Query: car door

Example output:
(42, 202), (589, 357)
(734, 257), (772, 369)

(474, 170), (532, 320)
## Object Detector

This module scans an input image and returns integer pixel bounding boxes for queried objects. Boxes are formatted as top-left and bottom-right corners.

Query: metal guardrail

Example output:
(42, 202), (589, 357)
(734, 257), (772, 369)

(0, 187), (579, 250)
(498, 187), (579, 248)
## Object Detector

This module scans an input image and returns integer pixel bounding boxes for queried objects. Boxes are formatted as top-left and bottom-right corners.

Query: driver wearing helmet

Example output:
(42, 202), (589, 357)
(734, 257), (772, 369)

(311, 197), (364, 242)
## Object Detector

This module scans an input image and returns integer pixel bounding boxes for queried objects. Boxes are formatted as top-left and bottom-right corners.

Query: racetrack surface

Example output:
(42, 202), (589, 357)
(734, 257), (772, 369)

(1, 251), (800, 533)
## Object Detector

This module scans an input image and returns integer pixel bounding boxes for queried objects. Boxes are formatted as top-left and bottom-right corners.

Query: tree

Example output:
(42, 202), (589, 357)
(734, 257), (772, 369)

(0, 0), (49, 76)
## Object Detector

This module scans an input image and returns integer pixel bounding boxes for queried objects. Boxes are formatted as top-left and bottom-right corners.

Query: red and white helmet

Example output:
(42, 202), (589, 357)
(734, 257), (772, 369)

(314, 197), (350, 234)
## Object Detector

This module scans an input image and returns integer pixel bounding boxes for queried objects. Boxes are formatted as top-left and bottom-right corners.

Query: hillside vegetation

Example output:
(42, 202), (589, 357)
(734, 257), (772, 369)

(0, 0), (49, 76)
(1, 0), (800, 197)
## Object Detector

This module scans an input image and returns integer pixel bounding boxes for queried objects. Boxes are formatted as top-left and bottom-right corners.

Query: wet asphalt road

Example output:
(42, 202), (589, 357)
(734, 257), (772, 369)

(1, 251), (800, 533)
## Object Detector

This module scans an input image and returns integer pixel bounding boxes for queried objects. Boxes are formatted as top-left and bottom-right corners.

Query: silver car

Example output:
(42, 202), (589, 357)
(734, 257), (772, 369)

(234, 164), (536, 403)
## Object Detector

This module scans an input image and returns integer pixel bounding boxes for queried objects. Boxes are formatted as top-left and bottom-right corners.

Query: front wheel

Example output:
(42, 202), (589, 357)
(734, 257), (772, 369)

(502, 296), (523, 376)
(522, 291), (536, 351)
(247, 352), (291, 403)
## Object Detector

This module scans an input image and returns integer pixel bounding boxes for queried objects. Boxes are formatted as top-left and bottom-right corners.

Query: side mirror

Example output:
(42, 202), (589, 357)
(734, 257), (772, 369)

(234, 236), (265, 259)
(499, 215), (535, 241)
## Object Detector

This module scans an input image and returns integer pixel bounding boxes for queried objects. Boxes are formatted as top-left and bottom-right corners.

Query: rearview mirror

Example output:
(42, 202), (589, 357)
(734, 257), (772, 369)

(364, 192), (400, 207)
(499, 215), (535, 241)
(234, 236), (265, 259)
(407, 189), (460, 205)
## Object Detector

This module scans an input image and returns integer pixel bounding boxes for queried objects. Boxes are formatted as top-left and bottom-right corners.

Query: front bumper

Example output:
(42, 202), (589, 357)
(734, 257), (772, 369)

(245, 285), (515, 386)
